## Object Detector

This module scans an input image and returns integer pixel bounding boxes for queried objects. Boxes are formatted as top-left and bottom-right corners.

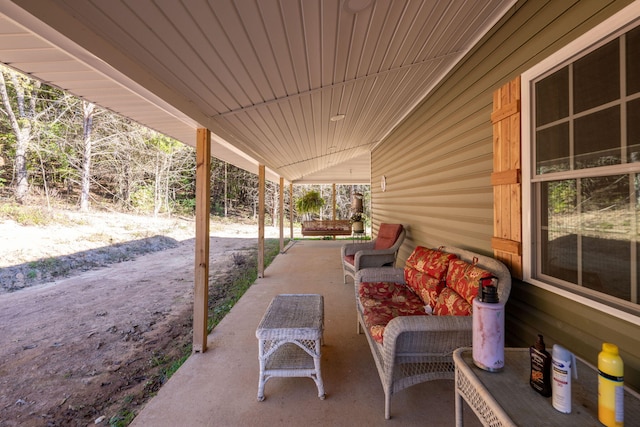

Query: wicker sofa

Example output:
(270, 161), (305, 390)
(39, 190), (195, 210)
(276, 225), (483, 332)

(354, 245), (511, 419)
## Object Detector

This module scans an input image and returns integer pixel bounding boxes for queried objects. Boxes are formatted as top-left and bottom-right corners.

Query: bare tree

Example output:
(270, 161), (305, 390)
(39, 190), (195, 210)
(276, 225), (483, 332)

(79, 101), (95, 211)
(0, 68), (38, 203)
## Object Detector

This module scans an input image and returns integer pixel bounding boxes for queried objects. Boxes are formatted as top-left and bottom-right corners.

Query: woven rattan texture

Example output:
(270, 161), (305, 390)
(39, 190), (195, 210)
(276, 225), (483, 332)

(353, 246), (511, 419)
(454, 348), (640, 426)
(256, 294), (325, 401)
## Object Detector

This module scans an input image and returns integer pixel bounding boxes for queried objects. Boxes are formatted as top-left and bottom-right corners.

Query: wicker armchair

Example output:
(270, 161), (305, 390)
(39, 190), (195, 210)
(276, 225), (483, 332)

(355, 246), (511, 419)
(341, 223), (405, 284)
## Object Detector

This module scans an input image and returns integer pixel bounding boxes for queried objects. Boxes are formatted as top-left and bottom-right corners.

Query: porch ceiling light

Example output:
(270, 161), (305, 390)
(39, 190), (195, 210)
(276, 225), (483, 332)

(330, 114), (345, 122)
(343, 0), (374, 14)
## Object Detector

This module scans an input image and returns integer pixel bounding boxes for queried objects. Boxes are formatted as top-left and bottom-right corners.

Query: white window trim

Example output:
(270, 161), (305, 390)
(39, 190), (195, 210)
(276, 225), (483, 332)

(522, 1), (640, 326)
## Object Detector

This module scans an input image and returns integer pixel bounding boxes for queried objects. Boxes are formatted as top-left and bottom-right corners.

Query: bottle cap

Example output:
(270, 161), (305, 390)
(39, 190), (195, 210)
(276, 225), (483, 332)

(602, 342), (619, 354)
(482, 285), (499, 303)
(535, 334), (545, 351)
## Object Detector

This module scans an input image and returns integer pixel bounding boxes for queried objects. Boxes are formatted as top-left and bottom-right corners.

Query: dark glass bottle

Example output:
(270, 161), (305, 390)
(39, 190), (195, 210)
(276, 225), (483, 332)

(530, 334), (552, 397)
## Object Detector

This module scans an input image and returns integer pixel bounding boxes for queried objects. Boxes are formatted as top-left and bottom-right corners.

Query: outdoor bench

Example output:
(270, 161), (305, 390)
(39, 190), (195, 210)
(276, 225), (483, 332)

(301, 220), (351, 237)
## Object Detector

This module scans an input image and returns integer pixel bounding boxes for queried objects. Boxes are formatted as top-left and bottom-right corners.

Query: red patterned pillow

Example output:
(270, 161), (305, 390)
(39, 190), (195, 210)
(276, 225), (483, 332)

(405, 246), (458, 281)
(433, 287), (473, 316)
(404, 269), (443, 308)
(445, 259), (490, 305)
(404, 247), (457, 306)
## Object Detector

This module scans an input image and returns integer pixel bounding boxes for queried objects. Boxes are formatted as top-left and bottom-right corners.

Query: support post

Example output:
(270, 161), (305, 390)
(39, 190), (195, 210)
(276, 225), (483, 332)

(193, 128), (211, 353)
(279, 177), (284, 253)
(289, 183), (294, 239)
(258, 165), (265, 278)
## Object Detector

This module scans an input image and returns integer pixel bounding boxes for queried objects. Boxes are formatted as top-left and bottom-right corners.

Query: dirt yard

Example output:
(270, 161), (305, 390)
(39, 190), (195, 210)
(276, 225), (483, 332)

(0, 210), (281, 426)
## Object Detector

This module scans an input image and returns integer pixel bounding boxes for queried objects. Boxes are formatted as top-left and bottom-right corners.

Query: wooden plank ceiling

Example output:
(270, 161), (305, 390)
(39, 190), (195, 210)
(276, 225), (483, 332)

(0, 0), (515, 183)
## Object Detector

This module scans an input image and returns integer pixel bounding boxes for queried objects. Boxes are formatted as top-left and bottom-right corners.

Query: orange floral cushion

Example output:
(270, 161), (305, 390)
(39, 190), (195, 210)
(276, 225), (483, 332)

(445, 259), (490, 306)
(404, 270), (443, 308)
(359, 281), (427, 344)
(433, 287), (473, 316)
(405, 246), (458, 280)
(404, 247), (457, 307)
(362, 299), (426, 344)
(358, 281), (407, 301)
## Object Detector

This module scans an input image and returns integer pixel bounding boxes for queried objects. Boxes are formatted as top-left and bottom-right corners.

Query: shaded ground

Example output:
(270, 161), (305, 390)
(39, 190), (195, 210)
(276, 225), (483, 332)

(0, 210), (279, 426)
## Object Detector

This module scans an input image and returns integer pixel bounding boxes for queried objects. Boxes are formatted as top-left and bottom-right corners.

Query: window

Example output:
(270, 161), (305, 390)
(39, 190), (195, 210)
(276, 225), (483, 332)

(524, 11), (640, 318)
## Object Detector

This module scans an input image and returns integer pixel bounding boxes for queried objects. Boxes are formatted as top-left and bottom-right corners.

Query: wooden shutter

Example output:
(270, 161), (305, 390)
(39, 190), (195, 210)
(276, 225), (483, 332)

(491, 77), (522, 279)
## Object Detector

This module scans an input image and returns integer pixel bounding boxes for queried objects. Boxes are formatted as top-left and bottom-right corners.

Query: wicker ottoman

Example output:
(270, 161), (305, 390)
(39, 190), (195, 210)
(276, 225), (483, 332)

(256, 294), (325, 401)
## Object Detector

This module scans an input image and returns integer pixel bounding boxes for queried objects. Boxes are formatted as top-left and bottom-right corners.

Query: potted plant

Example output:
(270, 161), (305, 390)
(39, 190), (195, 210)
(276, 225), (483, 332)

(295, 190), (325, 221)
(350, 212), (365, 233)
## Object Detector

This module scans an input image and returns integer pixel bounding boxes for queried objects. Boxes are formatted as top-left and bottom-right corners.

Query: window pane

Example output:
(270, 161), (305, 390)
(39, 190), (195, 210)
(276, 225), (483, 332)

(536, 123), (569, 174)
(536, 67), (569, 126)
(629, 98), (640, 162)
(574, 39), (619, 113)
(574, 106), (621, 169)
(580, 175), (632, 300)
(540, 180), (577, 283)
(627, 25), (640, 95)
(539, 176), (636, 303)
(582, 236), (630, 299)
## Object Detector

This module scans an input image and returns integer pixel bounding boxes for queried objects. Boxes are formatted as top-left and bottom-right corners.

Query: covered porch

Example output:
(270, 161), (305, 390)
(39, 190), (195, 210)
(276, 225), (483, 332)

(131, 239), (481, 426)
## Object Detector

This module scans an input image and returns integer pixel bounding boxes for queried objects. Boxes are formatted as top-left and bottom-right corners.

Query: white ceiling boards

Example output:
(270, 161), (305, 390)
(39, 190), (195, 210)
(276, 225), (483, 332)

(0, 0), (515, 183)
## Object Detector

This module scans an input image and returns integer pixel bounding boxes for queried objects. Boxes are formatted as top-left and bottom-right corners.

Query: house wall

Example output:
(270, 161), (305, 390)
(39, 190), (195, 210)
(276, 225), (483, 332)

(371, 0), (639, 390)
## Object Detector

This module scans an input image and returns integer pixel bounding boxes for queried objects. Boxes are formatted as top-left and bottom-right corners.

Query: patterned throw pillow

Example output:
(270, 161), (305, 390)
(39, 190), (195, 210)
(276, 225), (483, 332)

(445, 259), (491, 306)
(406, 246), (457, 280)
(404, 247), (457, 307)
(404, 269), (443, 308)
(433, 287), (473, 316)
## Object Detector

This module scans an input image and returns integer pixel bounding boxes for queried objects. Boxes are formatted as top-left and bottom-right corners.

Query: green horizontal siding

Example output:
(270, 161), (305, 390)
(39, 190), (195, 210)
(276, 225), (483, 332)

(372, 0), (639, 390)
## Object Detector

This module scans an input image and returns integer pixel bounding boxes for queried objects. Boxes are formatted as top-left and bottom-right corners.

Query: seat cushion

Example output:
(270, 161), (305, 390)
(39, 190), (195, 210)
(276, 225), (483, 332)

(359, 281), (411, 301)
(373, 223), (403, 250)
(344, 254), (355, 266)
(358, 281), (426, 344)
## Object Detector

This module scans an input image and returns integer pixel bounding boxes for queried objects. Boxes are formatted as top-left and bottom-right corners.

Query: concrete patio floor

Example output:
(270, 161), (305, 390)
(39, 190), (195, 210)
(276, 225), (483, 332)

(131, 239), (482, 426)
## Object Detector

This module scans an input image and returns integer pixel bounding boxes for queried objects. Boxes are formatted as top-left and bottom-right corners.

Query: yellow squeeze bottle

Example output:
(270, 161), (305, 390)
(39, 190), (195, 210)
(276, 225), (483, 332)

(598, 343), (624, 426)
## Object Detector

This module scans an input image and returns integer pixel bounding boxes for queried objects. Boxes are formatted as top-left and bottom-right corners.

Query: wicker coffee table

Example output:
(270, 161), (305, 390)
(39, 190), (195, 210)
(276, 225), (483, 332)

(256, 294), (325, 401)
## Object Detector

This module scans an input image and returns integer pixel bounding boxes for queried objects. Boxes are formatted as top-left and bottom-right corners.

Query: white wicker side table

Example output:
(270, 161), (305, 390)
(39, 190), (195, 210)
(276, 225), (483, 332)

(256, 294), (325, 401)
(454, 347), (640, 426)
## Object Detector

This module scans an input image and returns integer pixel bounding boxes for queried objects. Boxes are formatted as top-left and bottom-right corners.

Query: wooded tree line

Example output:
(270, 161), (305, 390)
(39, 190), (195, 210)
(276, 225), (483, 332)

(0, 66), (369, 224)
